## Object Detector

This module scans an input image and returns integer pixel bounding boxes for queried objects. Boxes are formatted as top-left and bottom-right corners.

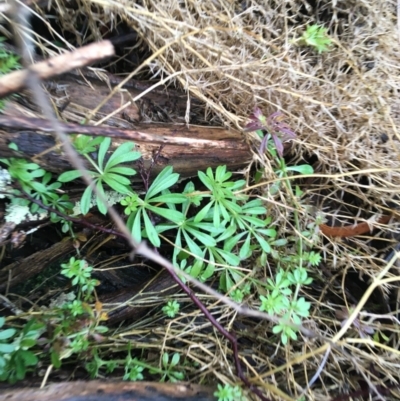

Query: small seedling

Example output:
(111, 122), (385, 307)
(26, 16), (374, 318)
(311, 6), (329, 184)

(296, 24), (332, 53)
(214, 383), (245, 401)
(162, 300), (180, 318)
(244, 108), (296, 157)
(0, 318), (44, 383)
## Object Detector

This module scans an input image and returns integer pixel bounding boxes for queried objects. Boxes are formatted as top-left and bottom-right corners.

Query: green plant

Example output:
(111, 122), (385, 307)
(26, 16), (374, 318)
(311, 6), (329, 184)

(61, 257), (99, 299)
(0, 257), (108, 379)
(214, 383), (246, 401)
(0, 318), (44, 383)
(244, 107), (318, 345)
(58, 136), (141, 215)
(86, 349), (184, 383)
(296, 24), (332, 53)
(0, 144), (74, 232)
(162, 300), (180, 318)
(121, 165), (186, 247)
(44, 257), (106, 367)
(0, 317), (16, 373)
(260, 267), (312, 344)
(151, 352), (184, 382)
(0, 116), (320, 385)
(149, 166), (277, 292)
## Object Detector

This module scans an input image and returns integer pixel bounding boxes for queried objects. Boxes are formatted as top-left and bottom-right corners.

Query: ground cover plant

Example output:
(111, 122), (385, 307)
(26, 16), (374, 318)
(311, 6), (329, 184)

(0, 114), (316, 389)
(0, 1), (400, 401)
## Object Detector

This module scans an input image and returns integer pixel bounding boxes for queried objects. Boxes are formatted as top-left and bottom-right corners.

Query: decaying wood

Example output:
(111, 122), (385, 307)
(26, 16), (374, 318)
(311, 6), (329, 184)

(101, 269), (178, 325)
(0, 380), (217, 401)
(0, 115), (252, 181)
(0, 53), (252, 181)
(0, 238), (75, 292)
(0, 41), (115, 98)
(43, 70), (206, 127)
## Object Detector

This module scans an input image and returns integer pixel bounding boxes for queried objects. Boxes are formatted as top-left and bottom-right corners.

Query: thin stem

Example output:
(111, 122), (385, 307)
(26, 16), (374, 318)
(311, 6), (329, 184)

(83, 153), (103, 175)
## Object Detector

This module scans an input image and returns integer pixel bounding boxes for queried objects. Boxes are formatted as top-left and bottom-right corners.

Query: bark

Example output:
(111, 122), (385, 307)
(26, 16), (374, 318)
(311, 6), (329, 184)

(0, 237), (75, 292)
(0, 381), (217, 401)
(0, 116), (252, 181)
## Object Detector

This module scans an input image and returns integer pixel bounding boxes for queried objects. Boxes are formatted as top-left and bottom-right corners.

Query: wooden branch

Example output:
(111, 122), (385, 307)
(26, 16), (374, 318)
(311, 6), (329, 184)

(0, 381), (217, 401)
(0, 238), (75, 292)
(0, 115), (252, 180)
(0, 41), (114, 98)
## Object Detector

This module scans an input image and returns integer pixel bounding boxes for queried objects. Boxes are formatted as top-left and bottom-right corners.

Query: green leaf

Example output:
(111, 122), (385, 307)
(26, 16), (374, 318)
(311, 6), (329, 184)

(73, 135), (104, 155)
(201, 262), (215, 281)
(51, 351), (61, 368)
(95, 181), (108, 215)
(98, 137), (111, 170)
(80, 184), (94, 215)
(197, 170), (214, 192)
(0, 343), (15, 353)
(103, 173), (131, 185)
(30, 181), (47, 193)
(216, 223), (237, 242)
(143, 210), (160, 247)
(189, 259), (203, 279)
(240, 215), (266, 227)
(224, 232), (246, 252)
(58, 170), (83, 183)
(285, 164), (314, 175)
(162, 352), (169, 368)
(239, 233), (252, 259)
(254, 232), (271, 253)
(131, 209), (142, 243)
(213, 203), (222, 228)
(182, 230), (204, 258)
(20, 338), (36, 348)
(106, 151), (141, 170)
(215, 248), (240, 266)
(19, 350), (37, 366)
(184, 226), (216, 247)
(146, 205), (184, 224)
(257, 228), (277, 238)
(194, 201), (213, 223)
(170, 353), (180, 367)
(107, 166), (137, 176)
(106, 142), (138, 167)
(0, 328), (16, 340)
(146, 166), (180, 199)
(102, 176), (131, 194)
(150, 193), (187, 204)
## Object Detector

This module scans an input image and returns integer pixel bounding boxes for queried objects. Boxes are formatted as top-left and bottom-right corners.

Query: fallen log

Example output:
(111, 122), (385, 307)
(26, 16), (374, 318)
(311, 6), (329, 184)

(0, 380), (217, 401)
(0, 236), (75, 292)
(0, 64), (252, 183)
(0, 115), (252, 182)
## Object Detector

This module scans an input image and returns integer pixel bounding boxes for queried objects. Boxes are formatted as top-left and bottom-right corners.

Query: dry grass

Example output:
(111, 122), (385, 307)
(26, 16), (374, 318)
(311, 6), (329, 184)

(4, 0), (400, 400)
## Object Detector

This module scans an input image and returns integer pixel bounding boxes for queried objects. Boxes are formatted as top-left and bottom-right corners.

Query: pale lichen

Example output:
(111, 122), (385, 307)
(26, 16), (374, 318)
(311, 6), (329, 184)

(5, 203), (48, 225)
(0, 167), (11, 199)
(72, 190), (127, 216)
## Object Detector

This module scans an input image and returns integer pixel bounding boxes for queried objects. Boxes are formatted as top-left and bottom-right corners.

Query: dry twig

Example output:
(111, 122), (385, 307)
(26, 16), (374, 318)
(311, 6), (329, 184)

(0, 40), (114, 97)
